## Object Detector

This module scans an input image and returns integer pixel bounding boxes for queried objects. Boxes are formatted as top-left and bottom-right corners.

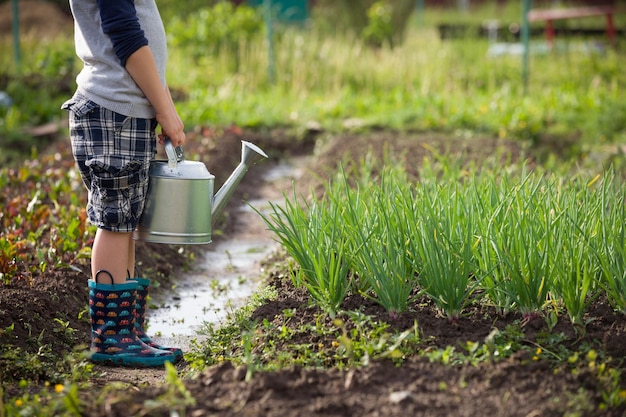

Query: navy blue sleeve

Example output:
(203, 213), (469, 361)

(97, 0), (149, 66)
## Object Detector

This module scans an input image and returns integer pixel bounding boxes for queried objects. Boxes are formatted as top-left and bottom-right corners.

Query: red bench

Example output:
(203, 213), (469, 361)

(527, 5), (617, 47)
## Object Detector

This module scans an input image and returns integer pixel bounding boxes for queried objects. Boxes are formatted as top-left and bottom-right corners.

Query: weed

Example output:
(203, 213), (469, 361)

(146, 362), (197, 413)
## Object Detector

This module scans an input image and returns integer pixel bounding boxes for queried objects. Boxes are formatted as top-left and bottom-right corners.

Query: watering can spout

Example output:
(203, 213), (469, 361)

(211, 141), (268, 225)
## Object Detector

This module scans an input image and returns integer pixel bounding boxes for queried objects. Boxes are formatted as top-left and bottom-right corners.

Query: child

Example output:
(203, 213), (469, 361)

(62, 0), (186, 367)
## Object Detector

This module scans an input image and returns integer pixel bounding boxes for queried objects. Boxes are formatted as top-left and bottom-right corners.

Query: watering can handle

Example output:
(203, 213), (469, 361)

(163, 137), (185, 168)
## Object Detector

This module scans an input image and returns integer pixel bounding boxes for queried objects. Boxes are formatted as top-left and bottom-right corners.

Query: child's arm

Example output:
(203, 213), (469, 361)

(97, 0), (185, 146)
(125, 47), (186, 147)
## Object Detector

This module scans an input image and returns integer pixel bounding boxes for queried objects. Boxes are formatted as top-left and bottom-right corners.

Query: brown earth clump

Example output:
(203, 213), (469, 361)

(0, 0), (72, 40)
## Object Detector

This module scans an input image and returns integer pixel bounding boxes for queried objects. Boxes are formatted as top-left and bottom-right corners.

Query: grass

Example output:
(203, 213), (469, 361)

(168, 27), (626, 144)
(478, 172), (555, 318)
(160, 3), (626, 146)
(2, 2), (626, 162)
(341, 169), (417, 319)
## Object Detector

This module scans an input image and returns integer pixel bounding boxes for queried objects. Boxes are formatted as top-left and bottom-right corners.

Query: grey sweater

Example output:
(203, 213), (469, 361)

(69, 0), (168, 119)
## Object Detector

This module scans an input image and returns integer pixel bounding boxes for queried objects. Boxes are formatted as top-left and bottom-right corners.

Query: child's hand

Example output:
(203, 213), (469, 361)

(157, 109), (185, 147)
(157, 85), (185, 146)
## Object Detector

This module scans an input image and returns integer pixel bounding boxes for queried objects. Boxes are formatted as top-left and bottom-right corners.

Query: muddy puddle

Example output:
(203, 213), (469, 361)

(146, 158), (303, 351)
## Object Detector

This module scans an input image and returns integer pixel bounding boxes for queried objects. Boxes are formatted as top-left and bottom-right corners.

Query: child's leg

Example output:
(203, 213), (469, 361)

(127, 234), (136, 277)
(131, 273), (184, 359)
(92, 229), (132, 284)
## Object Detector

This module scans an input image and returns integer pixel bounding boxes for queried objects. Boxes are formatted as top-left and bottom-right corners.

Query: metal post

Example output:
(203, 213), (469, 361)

(521, 0), (532, 94)
(415, 0), (424, 26)
(264, 0), (276, 85)
(12, 0), (21, 69)
(457, 0), (469, 13)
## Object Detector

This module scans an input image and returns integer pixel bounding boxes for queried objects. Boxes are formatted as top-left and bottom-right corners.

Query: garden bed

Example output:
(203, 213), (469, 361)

(2, 130), (626, 416)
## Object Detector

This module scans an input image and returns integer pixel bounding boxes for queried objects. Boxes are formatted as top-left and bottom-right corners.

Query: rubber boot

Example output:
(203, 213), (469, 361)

(88, 270), (177, 367)
(131, 274), (184, 360)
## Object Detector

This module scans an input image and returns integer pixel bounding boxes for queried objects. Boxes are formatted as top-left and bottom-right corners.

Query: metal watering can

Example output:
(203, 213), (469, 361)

(133, 138), (268, 244)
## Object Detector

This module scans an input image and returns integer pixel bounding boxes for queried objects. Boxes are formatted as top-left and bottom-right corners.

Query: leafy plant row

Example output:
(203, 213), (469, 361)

(0, 152), (94, 283)
(260, 153), (626, 330)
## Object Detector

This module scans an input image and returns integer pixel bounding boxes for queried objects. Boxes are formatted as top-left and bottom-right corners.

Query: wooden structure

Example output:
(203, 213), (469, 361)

(527, 5), (618, 47)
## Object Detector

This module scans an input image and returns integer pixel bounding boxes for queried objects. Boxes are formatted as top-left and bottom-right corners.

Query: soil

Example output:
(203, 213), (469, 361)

(0, 0), (72, 40)
(2, 128), (626, 417)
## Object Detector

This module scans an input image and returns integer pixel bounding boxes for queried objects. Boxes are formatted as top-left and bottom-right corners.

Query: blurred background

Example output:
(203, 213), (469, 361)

(1, 0), (624, 165)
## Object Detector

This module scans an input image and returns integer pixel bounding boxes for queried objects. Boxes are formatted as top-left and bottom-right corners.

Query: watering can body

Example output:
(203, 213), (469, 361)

(133, 140), (268, 245)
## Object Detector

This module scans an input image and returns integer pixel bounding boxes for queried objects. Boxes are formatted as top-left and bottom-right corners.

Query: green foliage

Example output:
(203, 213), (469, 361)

(406, 180), (482, 322)
(3, 2), (626, 159)
(189, 301), (422, 372)
(338, 167), (417, 318)
(426, 324), (524, 366)
(157, 0), (228, 19)
(0, 152), (94, 283)
(313, 0), (414, 45)
(257, 190), (351, 318)
(2, 382), (84, 417)
(0, 322), (91, 387)
(260, 149), (626, 329)
(167, 2), (263, 71)
(362, 1), (394, 48)
(584, 172), (626, 314)
(478, 173), (556, 318)
(331, 314), (420, 368)
(0, 38), (76, 125)
(184, 283), (278, 369)
(140, 362), (196, 414)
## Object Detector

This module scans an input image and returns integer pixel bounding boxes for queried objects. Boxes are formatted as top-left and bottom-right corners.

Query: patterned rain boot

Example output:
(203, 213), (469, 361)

(131, 275), (184, 361)
(88, 270), (177, 367)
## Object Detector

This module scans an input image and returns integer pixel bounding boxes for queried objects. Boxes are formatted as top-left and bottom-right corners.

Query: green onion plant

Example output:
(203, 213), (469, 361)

(587, 172), (626, 314)
(258, 190), (351, 318)
(258, 147), (626, 331)
(477, 173), (555, 319)
(340, 167), (417, 320)
(550, 176), (601, 328)
(409, 178), (484, 322)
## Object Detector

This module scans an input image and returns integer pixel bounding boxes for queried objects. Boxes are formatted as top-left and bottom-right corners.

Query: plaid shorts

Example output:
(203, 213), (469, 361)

(62, 93), (157, 232)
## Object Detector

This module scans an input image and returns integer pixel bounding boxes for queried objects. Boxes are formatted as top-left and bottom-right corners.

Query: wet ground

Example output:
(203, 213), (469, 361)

(147, 159), (304, 351)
